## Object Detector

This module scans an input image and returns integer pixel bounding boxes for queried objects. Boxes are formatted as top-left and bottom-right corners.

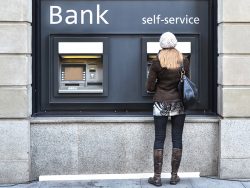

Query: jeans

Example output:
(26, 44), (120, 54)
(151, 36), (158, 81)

(153, 114), (186, 149)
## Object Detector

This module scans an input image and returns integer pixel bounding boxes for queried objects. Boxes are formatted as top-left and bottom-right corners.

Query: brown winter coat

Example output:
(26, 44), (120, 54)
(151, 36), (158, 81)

(146, 56), (190, 103)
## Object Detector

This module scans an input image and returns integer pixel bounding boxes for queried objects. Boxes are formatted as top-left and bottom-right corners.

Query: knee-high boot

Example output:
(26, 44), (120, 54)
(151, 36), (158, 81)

(148, 149), (163, 186)
(170, 148), (182, 185)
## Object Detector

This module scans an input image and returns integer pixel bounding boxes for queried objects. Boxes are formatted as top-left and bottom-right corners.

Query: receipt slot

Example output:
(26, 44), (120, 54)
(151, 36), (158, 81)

(58, 42), (104, 93)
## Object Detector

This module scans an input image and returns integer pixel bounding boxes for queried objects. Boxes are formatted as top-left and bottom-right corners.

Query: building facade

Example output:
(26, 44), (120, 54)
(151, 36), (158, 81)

(0, 0), (249, 183)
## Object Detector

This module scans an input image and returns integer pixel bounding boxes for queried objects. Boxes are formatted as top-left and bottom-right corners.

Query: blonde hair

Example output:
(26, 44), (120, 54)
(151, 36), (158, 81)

(158, 48), (183, 69)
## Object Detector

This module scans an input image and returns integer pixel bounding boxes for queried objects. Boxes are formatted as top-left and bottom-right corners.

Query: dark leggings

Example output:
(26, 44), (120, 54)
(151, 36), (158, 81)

(153, 114), (186, 149)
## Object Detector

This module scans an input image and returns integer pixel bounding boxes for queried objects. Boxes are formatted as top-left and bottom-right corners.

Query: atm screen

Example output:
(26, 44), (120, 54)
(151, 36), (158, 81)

(62, 65), (86, 81)
(147, 54), (158, 76)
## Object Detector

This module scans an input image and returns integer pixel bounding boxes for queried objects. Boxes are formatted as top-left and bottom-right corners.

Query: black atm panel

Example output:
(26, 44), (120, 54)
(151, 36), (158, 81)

(35, 0), (215, 115)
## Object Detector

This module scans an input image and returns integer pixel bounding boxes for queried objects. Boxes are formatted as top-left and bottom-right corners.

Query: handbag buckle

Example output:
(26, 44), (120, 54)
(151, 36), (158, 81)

(181, 68), (185, 78)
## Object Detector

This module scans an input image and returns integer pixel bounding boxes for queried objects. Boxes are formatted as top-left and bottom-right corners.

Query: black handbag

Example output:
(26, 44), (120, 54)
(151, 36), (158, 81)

(178, 65), (198, 107)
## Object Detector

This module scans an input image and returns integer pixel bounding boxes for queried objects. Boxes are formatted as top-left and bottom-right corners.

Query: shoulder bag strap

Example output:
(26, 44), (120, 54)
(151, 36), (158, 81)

(179, 58), (185, 79)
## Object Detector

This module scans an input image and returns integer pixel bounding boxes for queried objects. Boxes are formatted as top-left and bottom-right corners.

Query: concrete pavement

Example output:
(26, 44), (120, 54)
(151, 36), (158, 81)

(0, 177), (250, 188)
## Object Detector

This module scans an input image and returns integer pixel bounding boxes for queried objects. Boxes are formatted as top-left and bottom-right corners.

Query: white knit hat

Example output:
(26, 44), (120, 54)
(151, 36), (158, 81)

(159, 32), (178, 49)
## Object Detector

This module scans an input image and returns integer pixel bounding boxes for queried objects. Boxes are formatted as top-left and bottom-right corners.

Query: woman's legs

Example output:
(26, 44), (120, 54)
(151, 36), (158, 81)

(148, 116), (168, 186)
(170, 114), (186, 185)
(171, 114), (185, 149)
(154, 116), (168, 149)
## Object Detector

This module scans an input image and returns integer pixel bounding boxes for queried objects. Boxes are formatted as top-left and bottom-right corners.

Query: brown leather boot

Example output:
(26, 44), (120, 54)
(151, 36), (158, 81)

(148, 149), (163, 186)
(170, 148), (182, 185)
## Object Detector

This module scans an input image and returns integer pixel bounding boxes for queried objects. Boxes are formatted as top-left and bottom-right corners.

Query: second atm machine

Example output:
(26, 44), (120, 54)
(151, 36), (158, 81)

(58, 42), (104, 94)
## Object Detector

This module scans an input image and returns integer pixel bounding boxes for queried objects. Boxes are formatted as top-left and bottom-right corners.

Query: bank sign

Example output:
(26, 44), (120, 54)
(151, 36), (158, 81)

(41, 0), (208, 34)
(50, 4), (200, 25)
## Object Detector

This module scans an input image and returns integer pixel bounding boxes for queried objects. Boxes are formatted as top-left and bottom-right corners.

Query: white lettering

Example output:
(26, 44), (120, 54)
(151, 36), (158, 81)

(179, 17), (185, 24)
(81, 10), (93, 24)
(147, 17), (153, 24)
(169, 17), (175, 24)
(150, 15), (161, 24)
(194, 17), (200, 24)
(164, 17), (168, 24)
(49, 4), (109, 25)
(142, 14), (200, 25)
(156, 15), (161, 24)
(97, 4), (109, 24)
(189, 17), (194, 24)
(185, 15), (189, 24)
(65, 10), (77, 24)
(50, 6), (62, 24)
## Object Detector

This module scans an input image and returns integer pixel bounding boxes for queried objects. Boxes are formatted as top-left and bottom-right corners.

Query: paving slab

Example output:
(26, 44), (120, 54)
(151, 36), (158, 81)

(0, 181), (40, 188)
(242, 181), (250, 188)
(189, 177), (245, 188)
(91, 179), (141, 188)
(1, 180), (141, 188)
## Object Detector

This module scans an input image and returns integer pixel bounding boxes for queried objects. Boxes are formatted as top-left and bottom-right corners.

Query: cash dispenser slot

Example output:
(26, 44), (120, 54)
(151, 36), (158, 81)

(58, 42), (104, 93)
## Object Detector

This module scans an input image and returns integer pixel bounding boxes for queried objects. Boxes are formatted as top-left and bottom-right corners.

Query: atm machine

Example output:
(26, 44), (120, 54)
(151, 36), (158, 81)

(58, 42), (104, 93)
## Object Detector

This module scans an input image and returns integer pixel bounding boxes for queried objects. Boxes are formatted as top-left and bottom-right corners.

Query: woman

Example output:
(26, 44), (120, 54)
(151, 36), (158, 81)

(147, 32), (190, 186)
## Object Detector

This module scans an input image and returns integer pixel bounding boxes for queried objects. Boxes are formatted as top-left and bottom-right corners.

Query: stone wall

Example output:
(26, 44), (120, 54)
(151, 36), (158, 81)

(30, 117), (219, 180)
(218, 0), (250, 178)
(0, 0), (32, 183)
